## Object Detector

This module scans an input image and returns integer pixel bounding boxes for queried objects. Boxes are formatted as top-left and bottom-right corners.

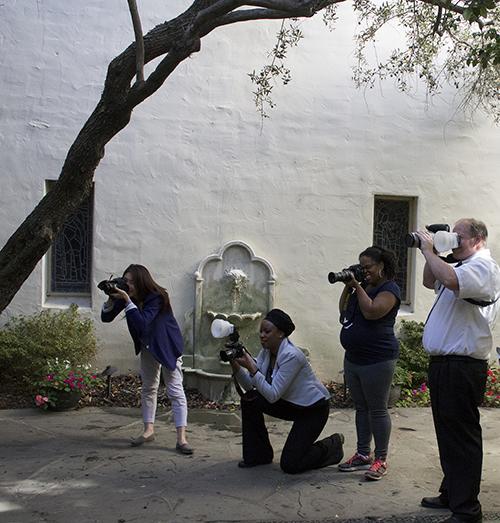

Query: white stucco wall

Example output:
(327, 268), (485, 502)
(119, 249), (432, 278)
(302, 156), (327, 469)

(1, 1), (499, 380)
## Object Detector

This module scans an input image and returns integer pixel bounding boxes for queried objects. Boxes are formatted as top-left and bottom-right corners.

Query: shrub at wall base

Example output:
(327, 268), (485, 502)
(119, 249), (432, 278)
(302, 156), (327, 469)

(0, 304), (99, 409)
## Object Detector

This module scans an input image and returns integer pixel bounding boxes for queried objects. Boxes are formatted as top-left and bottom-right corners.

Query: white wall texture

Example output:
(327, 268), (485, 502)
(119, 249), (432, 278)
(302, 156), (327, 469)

(1, 1), (499, 380)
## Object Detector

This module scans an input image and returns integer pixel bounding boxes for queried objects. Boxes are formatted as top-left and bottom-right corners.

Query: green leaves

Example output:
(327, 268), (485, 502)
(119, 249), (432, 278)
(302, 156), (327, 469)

(0, 304), (97, 386)
(249, 20), (304, 119)
(352, 0), (500, 121)
(248, 0), (498, 121)
(464, 0), (497, 22)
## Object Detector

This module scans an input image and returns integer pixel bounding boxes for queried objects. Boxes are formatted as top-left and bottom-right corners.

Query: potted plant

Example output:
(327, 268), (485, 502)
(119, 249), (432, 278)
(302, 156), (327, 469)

(34, 358), (101, 411)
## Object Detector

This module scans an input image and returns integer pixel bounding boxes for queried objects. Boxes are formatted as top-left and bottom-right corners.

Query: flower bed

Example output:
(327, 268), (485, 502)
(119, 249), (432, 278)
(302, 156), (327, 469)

(34, 358), (101, 410)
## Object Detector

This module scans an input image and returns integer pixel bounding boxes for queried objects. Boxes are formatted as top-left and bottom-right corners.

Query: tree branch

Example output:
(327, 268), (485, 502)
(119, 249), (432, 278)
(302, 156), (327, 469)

(127, 0), (145, 83)
(417, 0), (464, 16)
(202, 0), (345, 31)
(128, 40), (202, 107)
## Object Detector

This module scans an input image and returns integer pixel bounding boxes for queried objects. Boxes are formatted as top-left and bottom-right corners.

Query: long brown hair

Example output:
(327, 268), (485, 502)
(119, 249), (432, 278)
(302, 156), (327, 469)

(122, 264), (172, 312)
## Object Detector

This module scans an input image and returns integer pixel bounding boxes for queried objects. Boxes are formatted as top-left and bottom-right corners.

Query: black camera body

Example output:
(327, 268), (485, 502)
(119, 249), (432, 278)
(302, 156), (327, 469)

(97, 277), (130, 296)
(211, 319), (247, 362)
(220, 330), (245, 363)
(405, 223), (450, 248)
(220, 341), (245, 363)
(328, 263), (365, 284)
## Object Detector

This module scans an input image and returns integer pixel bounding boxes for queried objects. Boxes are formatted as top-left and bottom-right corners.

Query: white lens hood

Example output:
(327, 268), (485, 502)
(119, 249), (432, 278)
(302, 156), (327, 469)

(210, 319), (235, 338)
(434, 230), (460, 253)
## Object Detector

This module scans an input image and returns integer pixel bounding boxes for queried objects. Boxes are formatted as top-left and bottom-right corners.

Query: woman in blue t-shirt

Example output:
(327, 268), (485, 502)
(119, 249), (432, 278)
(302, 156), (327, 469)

(337, 246), (401, 481)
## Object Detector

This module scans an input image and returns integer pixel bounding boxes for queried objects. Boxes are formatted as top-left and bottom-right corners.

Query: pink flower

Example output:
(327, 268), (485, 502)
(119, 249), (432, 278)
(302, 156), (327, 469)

(35, 395), (48, 407)
(420, 383), (428, 392)
(46, 374), (54, 381)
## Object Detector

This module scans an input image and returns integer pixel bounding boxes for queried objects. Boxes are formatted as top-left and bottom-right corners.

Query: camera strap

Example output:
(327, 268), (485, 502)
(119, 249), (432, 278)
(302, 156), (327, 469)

(232, 374), (245, 397)
(453, 260), (499, 307)
(425, 285), (445, 325)
(464, 297), (499, 307)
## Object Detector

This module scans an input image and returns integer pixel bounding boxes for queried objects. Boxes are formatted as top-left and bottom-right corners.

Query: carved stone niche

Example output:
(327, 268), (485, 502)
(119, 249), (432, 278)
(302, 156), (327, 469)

(183, 241), (276, 402)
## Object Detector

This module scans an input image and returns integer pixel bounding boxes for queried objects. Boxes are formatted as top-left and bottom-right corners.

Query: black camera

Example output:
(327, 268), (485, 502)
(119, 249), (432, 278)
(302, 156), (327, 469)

(211, 319), (246, 362)
(328, 263), (365, 284)
(220, 341), (245, 363)
(405, 223), (450, 248)
(97, 276), (130, 296)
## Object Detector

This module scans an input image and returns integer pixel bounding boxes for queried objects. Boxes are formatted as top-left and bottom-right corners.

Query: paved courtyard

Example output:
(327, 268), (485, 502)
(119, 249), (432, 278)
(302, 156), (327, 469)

(0, 407), (499, 522)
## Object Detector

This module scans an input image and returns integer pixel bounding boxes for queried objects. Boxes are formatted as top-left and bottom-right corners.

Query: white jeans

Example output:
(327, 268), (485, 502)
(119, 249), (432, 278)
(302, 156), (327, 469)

(140, 350), (188, 428)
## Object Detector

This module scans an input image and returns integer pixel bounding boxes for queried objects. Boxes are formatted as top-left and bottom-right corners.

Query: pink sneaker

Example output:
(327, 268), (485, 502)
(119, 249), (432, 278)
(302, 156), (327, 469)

(338, 452), (372, 471)
(365, 458), (387, 480)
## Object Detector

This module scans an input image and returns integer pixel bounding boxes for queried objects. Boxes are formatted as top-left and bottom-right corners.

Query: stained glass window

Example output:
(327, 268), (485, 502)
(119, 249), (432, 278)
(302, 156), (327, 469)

(48, 184), (93, 295)
(373, 197), (413, 303)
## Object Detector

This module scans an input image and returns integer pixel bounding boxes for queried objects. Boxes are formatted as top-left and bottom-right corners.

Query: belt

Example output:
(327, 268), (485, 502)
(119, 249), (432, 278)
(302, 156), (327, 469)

(430, 355), (484, 363)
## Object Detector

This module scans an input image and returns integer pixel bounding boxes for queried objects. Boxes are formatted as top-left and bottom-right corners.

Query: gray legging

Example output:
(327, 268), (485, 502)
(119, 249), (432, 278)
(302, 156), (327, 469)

(344, 357), (396, 460)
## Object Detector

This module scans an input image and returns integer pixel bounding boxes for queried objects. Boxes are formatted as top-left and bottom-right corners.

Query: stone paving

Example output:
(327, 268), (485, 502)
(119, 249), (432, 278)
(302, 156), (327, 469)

(0, 407), (499, 523)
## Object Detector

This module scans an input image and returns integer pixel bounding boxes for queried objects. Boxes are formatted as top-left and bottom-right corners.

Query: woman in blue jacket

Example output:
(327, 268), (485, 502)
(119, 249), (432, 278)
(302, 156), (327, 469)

(231, 309), (344, 474)
(101, 264), (193, 454)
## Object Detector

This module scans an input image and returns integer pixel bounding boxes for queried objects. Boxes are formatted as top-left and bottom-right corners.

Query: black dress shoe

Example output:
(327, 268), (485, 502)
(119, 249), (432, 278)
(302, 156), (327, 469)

(421, 496), (449, 509)
(440, 517), (482, 523)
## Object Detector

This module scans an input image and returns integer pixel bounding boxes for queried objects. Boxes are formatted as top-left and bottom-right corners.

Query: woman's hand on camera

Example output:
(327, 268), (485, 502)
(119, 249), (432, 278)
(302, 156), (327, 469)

(345, 272), (360, 288)
(110, 286), (131, 303)
(235, 351), (258, 375)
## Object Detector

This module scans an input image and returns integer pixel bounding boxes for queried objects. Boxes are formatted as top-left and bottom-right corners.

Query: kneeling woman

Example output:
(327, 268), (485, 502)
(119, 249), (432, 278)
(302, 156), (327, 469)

(231, 309), (343, 474)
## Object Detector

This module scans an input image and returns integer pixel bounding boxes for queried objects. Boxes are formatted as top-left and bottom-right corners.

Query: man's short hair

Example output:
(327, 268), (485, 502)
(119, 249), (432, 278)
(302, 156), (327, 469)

(462, 218), (488, 242)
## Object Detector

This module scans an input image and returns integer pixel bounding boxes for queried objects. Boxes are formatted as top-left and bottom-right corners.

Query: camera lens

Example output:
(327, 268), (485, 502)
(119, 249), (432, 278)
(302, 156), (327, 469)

(405, 233), (421, 248)
(328, 270), (352, 284)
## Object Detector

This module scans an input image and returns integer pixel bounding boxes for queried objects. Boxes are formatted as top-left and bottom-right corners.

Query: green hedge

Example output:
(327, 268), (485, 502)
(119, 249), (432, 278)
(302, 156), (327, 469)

(0, 304), (97, 385)
(394, 319), (429, 390)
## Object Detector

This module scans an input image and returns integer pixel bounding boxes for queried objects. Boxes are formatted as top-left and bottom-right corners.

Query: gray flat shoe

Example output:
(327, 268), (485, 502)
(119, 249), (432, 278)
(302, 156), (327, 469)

(130, 434), (155, 447)
(176, 442), (193, 455)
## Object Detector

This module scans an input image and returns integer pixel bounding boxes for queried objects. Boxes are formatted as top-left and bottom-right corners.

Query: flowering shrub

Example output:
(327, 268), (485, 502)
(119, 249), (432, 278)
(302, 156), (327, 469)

(0, 304), (96, 385)
(34, 358), (101, 410)
(397, 382), (431, 407)
(396, 367), (500, 408)
(483, 367), (500, 407)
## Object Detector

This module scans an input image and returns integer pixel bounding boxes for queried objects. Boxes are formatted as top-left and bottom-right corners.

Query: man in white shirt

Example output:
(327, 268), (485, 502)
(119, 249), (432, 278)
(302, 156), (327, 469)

(417, 218), (500, 523)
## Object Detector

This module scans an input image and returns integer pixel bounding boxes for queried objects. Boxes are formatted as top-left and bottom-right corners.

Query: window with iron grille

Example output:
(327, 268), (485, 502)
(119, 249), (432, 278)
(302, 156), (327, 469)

(373, 196), (415, 304)
(47, 182), (93, 295)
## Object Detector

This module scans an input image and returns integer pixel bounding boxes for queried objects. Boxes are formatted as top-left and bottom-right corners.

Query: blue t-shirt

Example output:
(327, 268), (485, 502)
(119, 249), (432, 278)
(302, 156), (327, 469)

(339, 280), (401, 365)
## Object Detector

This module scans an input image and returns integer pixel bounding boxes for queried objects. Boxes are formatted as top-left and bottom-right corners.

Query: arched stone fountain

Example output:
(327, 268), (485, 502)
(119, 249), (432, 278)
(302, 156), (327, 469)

(183, 241), (276, 402)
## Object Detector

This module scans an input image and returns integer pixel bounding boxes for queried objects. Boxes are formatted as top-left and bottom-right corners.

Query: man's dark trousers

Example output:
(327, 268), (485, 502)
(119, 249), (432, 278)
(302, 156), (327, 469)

(429, 355), (487, 522)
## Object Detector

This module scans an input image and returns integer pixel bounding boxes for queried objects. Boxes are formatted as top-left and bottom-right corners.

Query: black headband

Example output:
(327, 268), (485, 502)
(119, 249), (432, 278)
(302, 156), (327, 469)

(264, 309), (295, 337)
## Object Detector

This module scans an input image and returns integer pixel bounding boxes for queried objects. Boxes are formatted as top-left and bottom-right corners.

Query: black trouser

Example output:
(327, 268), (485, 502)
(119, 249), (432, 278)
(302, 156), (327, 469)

(428, 356), (487, 522)
(241, 391), (330, 474)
